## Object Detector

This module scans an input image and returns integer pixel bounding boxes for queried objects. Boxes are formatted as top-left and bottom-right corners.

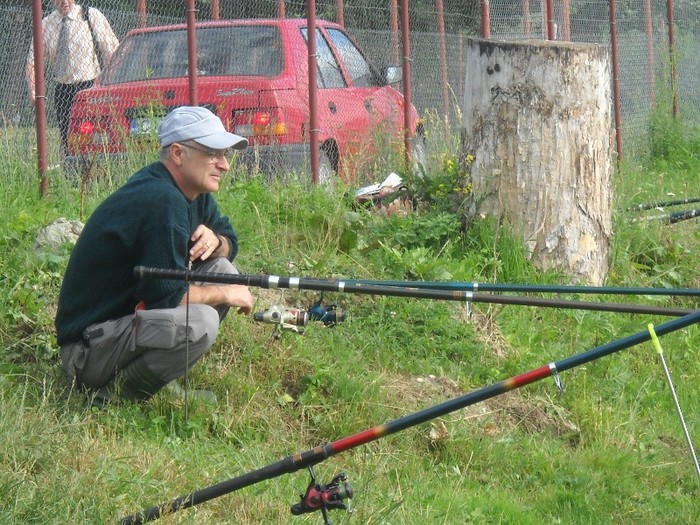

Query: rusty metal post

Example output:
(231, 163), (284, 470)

(186, 0), (198, 106)
(667, 0), (678, 117)
(458, 32), (464, 110)
(31, 0), (48, 196)
(545, 0), (555, 40)
(644, 0), (655, 103)
(278, 0), (286, 19)
(390, 0), (399, 64)
(307, 0), (320, 183)
(335, 0), (345, 27)
(562, 0), (571, 41)
(136, 0), (147, 28)
(436, 0), (450, 132)
(523, 0), (531, 38)
(481, 0), (490, 38)
(211, 0), (220, 21)
(400, 0), (413, 170)
(609, 0), (623, 163)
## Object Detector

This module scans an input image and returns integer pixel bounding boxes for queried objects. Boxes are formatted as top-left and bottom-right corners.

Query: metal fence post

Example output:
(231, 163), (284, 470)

(186, 0), (198, 106)
(400, 0), (413, 170)
(609, 0), (623, 163)
(307, 0), (320, 184)
(31, 0), (48, 196)
(667, 0), (678, 117)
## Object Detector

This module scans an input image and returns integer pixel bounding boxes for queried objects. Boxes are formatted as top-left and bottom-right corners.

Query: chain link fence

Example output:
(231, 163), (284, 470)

(2, 1), (699, 170)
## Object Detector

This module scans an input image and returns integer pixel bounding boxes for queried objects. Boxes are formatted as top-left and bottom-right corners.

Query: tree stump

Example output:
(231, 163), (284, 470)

(462, 38), (613, 285)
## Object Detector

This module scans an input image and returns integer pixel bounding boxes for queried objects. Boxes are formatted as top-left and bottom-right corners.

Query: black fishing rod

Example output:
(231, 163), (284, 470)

(628, 196), (700, 212)
(668, 208), (700, 224)
(343, 279), (700, 297)
(119, 309), (700, 524)
(634, 208), (700, 225)
(133, 266), (695, 317)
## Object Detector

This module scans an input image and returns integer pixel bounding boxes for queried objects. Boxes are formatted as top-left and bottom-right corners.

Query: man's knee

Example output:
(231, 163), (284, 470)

(138, 304), (219, 381)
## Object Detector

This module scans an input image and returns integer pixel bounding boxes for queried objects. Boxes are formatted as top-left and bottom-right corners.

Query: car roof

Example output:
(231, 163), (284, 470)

(124, 17), (343, 37)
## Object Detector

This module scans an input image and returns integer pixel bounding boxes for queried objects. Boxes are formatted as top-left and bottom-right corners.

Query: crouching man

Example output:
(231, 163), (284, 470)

(55, 106), (254, 406)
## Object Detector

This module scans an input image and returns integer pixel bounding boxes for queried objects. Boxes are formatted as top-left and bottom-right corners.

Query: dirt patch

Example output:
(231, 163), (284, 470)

(380, 373), (579, 444)
(454, 304), (514, 359)
(485, 391), (580, 440)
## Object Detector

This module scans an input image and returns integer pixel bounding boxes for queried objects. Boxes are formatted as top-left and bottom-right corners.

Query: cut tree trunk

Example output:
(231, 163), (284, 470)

(461, 38), (613, 285)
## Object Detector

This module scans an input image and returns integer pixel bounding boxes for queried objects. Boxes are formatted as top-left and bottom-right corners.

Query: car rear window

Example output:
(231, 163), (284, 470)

(102, 25), (283, 85)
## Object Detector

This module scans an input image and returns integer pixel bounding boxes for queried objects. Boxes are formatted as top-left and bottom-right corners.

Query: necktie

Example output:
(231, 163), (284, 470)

(54, 17), (70, 79)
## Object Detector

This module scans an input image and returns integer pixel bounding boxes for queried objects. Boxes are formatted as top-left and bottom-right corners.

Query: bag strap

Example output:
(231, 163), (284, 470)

(81, 5), (104, 71)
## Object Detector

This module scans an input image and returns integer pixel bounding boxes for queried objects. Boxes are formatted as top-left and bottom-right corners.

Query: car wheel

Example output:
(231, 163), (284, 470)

(411, 133), (427, 176)
(318, 149), (336, 186)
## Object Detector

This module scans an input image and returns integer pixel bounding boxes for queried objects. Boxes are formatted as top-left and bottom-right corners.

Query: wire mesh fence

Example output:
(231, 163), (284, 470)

(2, 1), (699, 174)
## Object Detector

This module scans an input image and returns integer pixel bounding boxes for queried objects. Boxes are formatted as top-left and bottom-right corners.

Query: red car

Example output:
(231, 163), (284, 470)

(67, 18), (423, 181)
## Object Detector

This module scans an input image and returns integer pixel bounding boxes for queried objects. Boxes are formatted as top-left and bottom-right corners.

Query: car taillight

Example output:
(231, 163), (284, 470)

(233, 109), (287, 144)
(253, 112), (270, 127)
(68, 118), (110, 150)
(79, 120), (95, 135)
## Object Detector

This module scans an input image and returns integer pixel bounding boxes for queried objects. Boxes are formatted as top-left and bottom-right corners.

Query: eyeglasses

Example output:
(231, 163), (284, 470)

(178, 142), (232, 163)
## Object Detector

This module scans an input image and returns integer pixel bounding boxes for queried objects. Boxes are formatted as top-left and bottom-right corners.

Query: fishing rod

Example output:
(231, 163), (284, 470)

(646, 208), (700, 225)
(119, 309), (700, 524)
(342, 279), (700, 297)
(669, 208), (700, 224)
(628, 196), (700, 212)
(133, 266), (695, 317)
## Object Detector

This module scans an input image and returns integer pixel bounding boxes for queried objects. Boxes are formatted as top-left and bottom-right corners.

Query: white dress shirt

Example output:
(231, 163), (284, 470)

(26, 5), (119, 93)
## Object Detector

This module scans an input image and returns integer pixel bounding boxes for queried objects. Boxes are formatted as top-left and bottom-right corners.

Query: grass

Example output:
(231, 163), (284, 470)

(1, 113), (700, 524)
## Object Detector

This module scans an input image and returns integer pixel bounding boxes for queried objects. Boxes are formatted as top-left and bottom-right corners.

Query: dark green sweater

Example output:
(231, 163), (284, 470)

(55, 161), (238, 345)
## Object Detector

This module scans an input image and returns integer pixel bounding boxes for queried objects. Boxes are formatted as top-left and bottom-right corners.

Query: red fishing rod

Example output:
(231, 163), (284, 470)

(119, 309), (700, 524)
(133, 266), (695, 317)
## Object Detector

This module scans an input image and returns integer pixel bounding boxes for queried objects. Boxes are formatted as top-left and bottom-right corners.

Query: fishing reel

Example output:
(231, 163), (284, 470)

(308, 298), (347, 326)
(253, 304), (309, 337)
(291, 466), (353, 525)
(253, 295), (347, 337)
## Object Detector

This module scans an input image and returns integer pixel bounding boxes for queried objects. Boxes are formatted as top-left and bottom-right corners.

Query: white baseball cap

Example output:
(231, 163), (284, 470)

(158, 106), (248, 150)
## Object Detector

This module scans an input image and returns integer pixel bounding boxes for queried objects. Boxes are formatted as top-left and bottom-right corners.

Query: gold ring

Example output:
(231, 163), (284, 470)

(204, 242), (209, 248)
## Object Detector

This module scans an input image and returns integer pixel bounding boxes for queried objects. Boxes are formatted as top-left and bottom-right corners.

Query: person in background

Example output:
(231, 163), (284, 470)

(26, 0), (119, 155)
(55, 106), (254, 407)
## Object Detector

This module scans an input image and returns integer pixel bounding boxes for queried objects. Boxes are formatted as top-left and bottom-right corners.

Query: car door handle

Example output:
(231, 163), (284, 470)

(328, 101), (337, 114)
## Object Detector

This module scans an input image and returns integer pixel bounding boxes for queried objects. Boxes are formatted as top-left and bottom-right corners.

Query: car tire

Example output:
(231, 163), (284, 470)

(411, 133), (427, 176)
(318, 149), (336, 186)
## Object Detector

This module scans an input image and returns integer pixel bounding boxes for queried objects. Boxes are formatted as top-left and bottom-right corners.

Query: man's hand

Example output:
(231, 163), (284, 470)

(190, 224), (226, 261)
(221, 284), (254, 315)
(183, 283), (254, 315)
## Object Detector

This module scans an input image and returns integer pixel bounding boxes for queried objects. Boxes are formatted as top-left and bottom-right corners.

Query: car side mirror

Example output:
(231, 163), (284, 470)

(382, 66), (403, 85)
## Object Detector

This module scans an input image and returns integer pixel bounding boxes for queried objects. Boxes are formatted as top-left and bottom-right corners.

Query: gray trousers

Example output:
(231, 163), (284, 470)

(61, 257), (236, 390)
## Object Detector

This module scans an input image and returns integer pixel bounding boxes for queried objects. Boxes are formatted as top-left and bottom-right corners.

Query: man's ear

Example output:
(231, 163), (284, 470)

(170, 143), (185, 166)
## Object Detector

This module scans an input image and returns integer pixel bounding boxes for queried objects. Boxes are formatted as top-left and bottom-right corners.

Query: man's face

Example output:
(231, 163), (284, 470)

(52, 0), (76, 17)
(171, 142), (231, 199)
